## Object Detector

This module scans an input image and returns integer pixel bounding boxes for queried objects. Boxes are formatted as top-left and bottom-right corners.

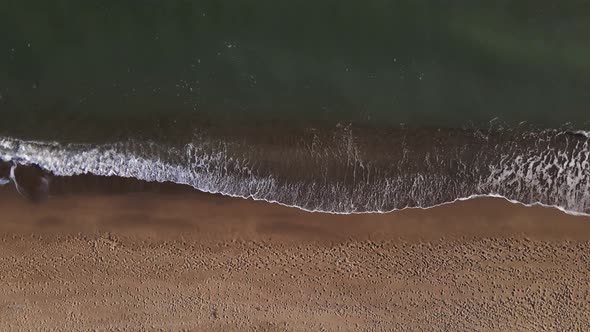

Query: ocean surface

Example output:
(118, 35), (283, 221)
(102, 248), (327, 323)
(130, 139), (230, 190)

(1, 1), (589, 214)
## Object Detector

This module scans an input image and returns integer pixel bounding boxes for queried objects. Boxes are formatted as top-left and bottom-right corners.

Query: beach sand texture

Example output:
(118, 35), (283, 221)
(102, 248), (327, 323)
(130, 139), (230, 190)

(1, 188), (590, 331)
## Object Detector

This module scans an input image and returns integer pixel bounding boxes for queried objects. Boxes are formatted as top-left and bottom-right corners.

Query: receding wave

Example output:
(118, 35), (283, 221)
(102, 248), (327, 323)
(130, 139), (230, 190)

(1, 125), (589, 215)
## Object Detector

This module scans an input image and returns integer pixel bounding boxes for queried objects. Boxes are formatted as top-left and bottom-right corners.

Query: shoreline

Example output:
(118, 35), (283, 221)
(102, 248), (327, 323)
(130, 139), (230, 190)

(2, 161), (590, 218)
(3, 124), (589, 216)
(2, 184), (590, 241)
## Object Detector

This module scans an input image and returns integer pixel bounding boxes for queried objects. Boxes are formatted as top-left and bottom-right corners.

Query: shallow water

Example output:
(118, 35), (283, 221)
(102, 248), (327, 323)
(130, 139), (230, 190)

(1, 126), (589, 215)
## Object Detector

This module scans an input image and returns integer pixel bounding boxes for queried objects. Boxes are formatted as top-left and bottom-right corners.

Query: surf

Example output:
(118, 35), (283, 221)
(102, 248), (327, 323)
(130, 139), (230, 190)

(0, 126), (588, 215)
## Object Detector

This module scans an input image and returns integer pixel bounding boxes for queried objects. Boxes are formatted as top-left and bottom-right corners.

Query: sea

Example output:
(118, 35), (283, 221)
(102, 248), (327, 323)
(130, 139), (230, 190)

(1, 1), (589, 215)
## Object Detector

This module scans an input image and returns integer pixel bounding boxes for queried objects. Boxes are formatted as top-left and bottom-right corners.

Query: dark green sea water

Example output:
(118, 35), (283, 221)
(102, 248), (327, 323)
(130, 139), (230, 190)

(2, 0), (590, 141)
(1, 1), (589, 214)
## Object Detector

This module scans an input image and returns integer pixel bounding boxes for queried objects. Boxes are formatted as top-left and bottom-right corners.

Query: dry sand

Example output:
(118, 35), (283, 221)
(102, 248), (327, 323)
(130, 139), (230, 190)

(1, 186), (590, 331)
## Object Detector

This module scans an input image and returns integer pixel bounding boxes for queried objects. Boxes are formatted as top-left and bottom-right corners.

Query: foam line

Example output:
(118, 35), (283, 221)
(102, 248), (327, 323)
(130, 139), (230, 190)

(1, 131), (588, 216)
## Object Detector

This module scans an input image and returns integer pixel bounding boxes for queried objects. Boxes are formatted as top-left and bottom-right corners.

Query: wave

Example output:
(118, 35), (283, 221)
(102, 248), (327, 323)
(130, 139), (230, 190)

(1, 125), (589, 215)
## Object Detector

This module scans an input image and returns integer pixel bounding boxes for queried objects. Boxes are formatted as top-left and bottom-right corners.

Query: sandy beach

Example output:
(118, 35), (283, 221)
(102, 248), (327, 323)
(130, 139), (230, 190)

(1, 185), (590, 331)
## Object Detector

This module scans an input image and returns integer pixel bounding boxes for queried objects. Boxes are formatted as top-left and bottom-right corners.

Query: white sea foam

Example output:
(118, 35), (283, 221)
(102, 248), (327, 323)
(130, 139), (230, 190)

(573, 130), (590, 138)
(0, 131), (589, 217)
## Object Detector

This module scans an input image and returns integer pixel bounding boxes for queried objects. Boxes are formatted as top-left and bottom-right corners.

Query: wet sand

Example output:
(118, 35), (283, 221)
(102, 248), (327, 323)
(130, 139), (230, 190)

(1, 186), (590, 331)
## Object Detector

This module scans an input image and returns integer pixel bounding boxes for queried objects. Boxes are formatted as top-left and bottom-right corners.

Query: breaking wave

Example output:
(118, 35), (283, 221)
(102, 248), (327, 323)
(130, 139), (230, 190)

(1, 125), (589, 215)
